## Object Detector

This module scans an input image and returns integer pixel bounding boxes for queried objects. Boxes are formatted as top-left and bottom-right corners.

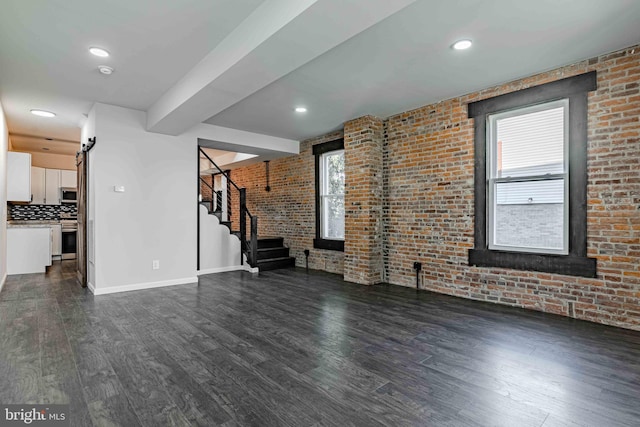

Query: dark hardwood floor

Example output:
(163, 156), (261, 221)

(1, 262), (639, 426)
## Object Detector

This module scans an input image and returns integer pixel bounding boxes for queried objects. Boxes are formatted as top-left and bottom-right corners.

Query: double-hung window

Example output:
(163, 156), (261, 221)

(487, 100), (568, 254)
(314, 139), (345, 251)
(320, 150), (345, 239)
(468, 71), (597, 277)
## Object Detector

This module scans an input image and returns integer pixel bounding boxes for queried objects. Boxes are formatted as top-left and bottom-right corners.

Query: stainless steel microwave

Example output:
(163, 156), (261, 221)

(61, 187), (77, 204)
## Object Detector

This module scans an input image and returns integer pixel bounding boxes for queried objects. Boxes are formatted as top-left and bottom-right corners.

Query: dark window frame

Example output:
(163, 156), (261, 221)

(467, 71), (597, 277)
(313, 138), (345, 251)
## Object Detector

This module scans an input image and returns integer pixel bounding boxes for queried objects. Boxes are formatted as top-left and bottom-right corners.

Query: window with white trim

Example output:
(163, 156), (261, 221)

(319, 149), (345, 240)
(487, 100), (569, 254)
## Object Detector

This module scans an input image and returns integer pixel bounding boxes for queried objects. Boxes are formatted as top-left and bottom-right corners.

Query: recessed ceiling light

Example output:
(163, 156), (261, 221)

(98, 65), (114, 75)
(295, 107), (307, 113)
(30, 109), (56, 118)
(452, 39), (473, 50)
(89, 47), (110, 57)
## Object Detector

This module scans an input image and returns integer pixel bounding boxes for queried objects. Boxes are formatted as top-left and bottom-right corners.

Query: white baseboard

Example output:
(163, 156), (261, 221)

(90, 276), (198, 295)
(244, 265), (259, 274)
(87, 281), (96, 294)
(0, 273), (7, 294)
(198, 265), (246, 275)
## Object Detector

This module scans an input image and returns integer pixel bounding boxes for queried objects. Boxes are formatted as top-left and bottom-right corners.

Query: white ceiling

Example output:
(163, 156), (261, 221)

(207, 0), (640, 140)
(0, 0), (265, 141)
(1, 0), (639, 146)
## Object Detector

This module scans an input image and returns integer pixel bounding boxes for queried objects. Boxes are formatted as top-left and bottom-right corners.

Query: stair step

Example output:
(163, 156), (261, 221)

(257, 247), (289, 260)
(254, 237), (285, 249)
(257, 256), (296, 271)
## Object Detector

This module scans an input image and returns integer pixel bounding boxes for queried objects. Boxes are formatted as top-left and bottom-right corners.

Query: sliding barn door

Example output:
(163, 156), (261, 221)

(76, 151), (87, 287)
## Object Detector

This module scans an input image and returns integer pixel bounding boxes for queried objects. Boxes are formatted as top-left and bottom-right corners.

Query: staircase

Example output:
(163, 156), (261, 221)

(199, 148), (295, 272)
(255, 237), (296, 271)
(204, 208), (296, 272)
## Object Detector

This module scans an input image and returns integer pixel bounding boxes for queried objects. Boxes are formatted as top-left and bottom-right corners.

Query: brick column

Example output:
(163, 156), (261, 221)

(343, 116), (384, 285)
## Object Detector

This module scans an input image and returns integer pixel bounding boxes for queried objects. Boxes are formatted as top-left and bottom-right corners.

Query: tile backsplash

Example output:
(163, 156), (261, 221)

(8, 203), (77, 221)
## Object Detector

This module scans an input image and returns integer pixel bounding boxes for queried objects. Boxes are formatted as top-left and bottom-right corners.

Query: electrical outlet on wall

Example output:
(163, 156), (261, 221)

(152, 260), (160, 270)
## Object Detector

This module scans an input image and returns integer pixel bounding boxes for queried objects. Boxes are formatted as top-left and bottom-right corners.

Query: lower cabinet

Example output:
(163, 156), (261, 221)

(51, 224), (62, 257)
(7, 227), (52, 274)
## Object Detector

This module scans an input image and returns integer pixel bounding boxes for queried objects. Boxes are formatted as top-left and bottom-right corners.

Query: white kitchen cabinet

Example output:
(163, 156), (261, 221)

(51, 224), (62, 257)
(31, 166), (46, 204)
(60, 169), (77, 188)
(45, 168), (61, 205)
(7, 227), (52, 274)
(7, 152), (31, 202)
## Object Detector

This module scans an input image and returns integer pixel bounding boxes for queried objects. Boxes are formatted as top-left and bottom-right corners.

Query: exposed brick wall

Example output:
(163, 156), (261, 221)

(230, 131), (345, 274)
(229, 44), (639, 330)
(200, 175), (213, 201)
(344, 116), (385, 284)
(384, 44), (640, 330)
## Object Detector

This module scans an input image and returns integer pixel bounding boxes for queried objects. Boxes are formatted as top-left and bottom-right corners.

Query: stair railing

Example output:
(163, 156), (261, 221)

(199, 147), (258, 267)
(199, 177), (215, 212)
(215, 191), (222, 213)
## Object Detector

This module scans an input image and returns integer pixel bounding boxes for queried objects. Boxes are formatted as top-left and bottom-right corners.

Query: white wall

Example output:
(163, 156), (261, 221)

(0, 101), (9, 291)
(88, 103), (197, 294)
(198, 204), (243, 273)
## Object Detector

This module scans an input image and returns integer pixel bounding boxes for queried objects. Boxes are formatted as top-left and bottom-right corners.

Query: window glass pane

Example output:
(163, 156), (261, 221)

(323, 151), (344, 196)
(497, 106), (565, 178)
(496, 179), (564, 204)
(320, 149), (344, 240)
(493, 180), (564, 251)
(322, 195), (344, 239)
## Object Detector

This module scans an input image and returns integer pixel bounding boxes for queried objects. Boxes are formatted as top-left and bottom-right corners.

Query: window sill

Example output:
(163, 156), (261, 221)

(468, 249), (596, 278)
(313, 238), (344, 252)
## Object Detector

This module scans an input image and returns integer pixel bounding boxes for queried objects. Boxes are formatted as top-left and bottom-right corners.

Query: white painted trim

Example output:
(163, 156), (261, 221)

(244, 265), (259, 274)
(197, 264), (259, 275)
(89, 276), (198, 296)
(0, 273), (7, 294)
(87, 281), (96, 294)
(198, 265), (245, 276)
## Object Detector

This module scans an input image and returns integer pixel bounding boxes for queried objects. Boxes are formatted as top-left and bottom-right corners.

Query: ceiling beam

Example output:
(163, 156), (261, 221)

(188, 123), (299, 157)
(146, 0), (417, 136)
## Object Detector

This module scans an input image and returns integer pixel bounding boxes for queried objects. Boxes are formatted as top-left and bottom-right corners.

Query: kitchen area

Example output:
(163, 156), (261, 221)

(7, 151), (77, 274)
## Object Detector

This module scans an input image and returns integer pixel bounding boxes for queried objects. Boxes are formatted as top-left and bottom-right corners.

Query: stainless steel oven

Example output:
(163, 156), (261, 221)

(61, 220), (77, 260)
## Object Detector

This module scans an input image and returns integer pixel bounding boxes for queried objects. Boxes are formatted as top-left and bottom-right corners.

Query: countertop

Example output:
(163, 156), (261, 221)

(7, 220), (60, 228)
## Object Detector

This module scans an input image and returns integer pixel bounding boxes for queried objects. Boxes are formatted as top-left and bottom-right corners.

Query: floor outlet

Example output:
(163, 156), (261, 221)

(152, 260), (160, 270)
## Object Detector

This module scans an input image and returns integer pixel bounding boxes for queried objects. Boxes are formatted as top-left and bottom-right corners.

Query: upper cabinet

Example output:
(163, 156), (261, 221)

(45, 169), (61, 205)
(8, 154), (76, 205)
(28, 167), (77, 205)
(60, 169), (77, 188)
(31, 167), (46, 204)
(8, 152), (32, 202)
